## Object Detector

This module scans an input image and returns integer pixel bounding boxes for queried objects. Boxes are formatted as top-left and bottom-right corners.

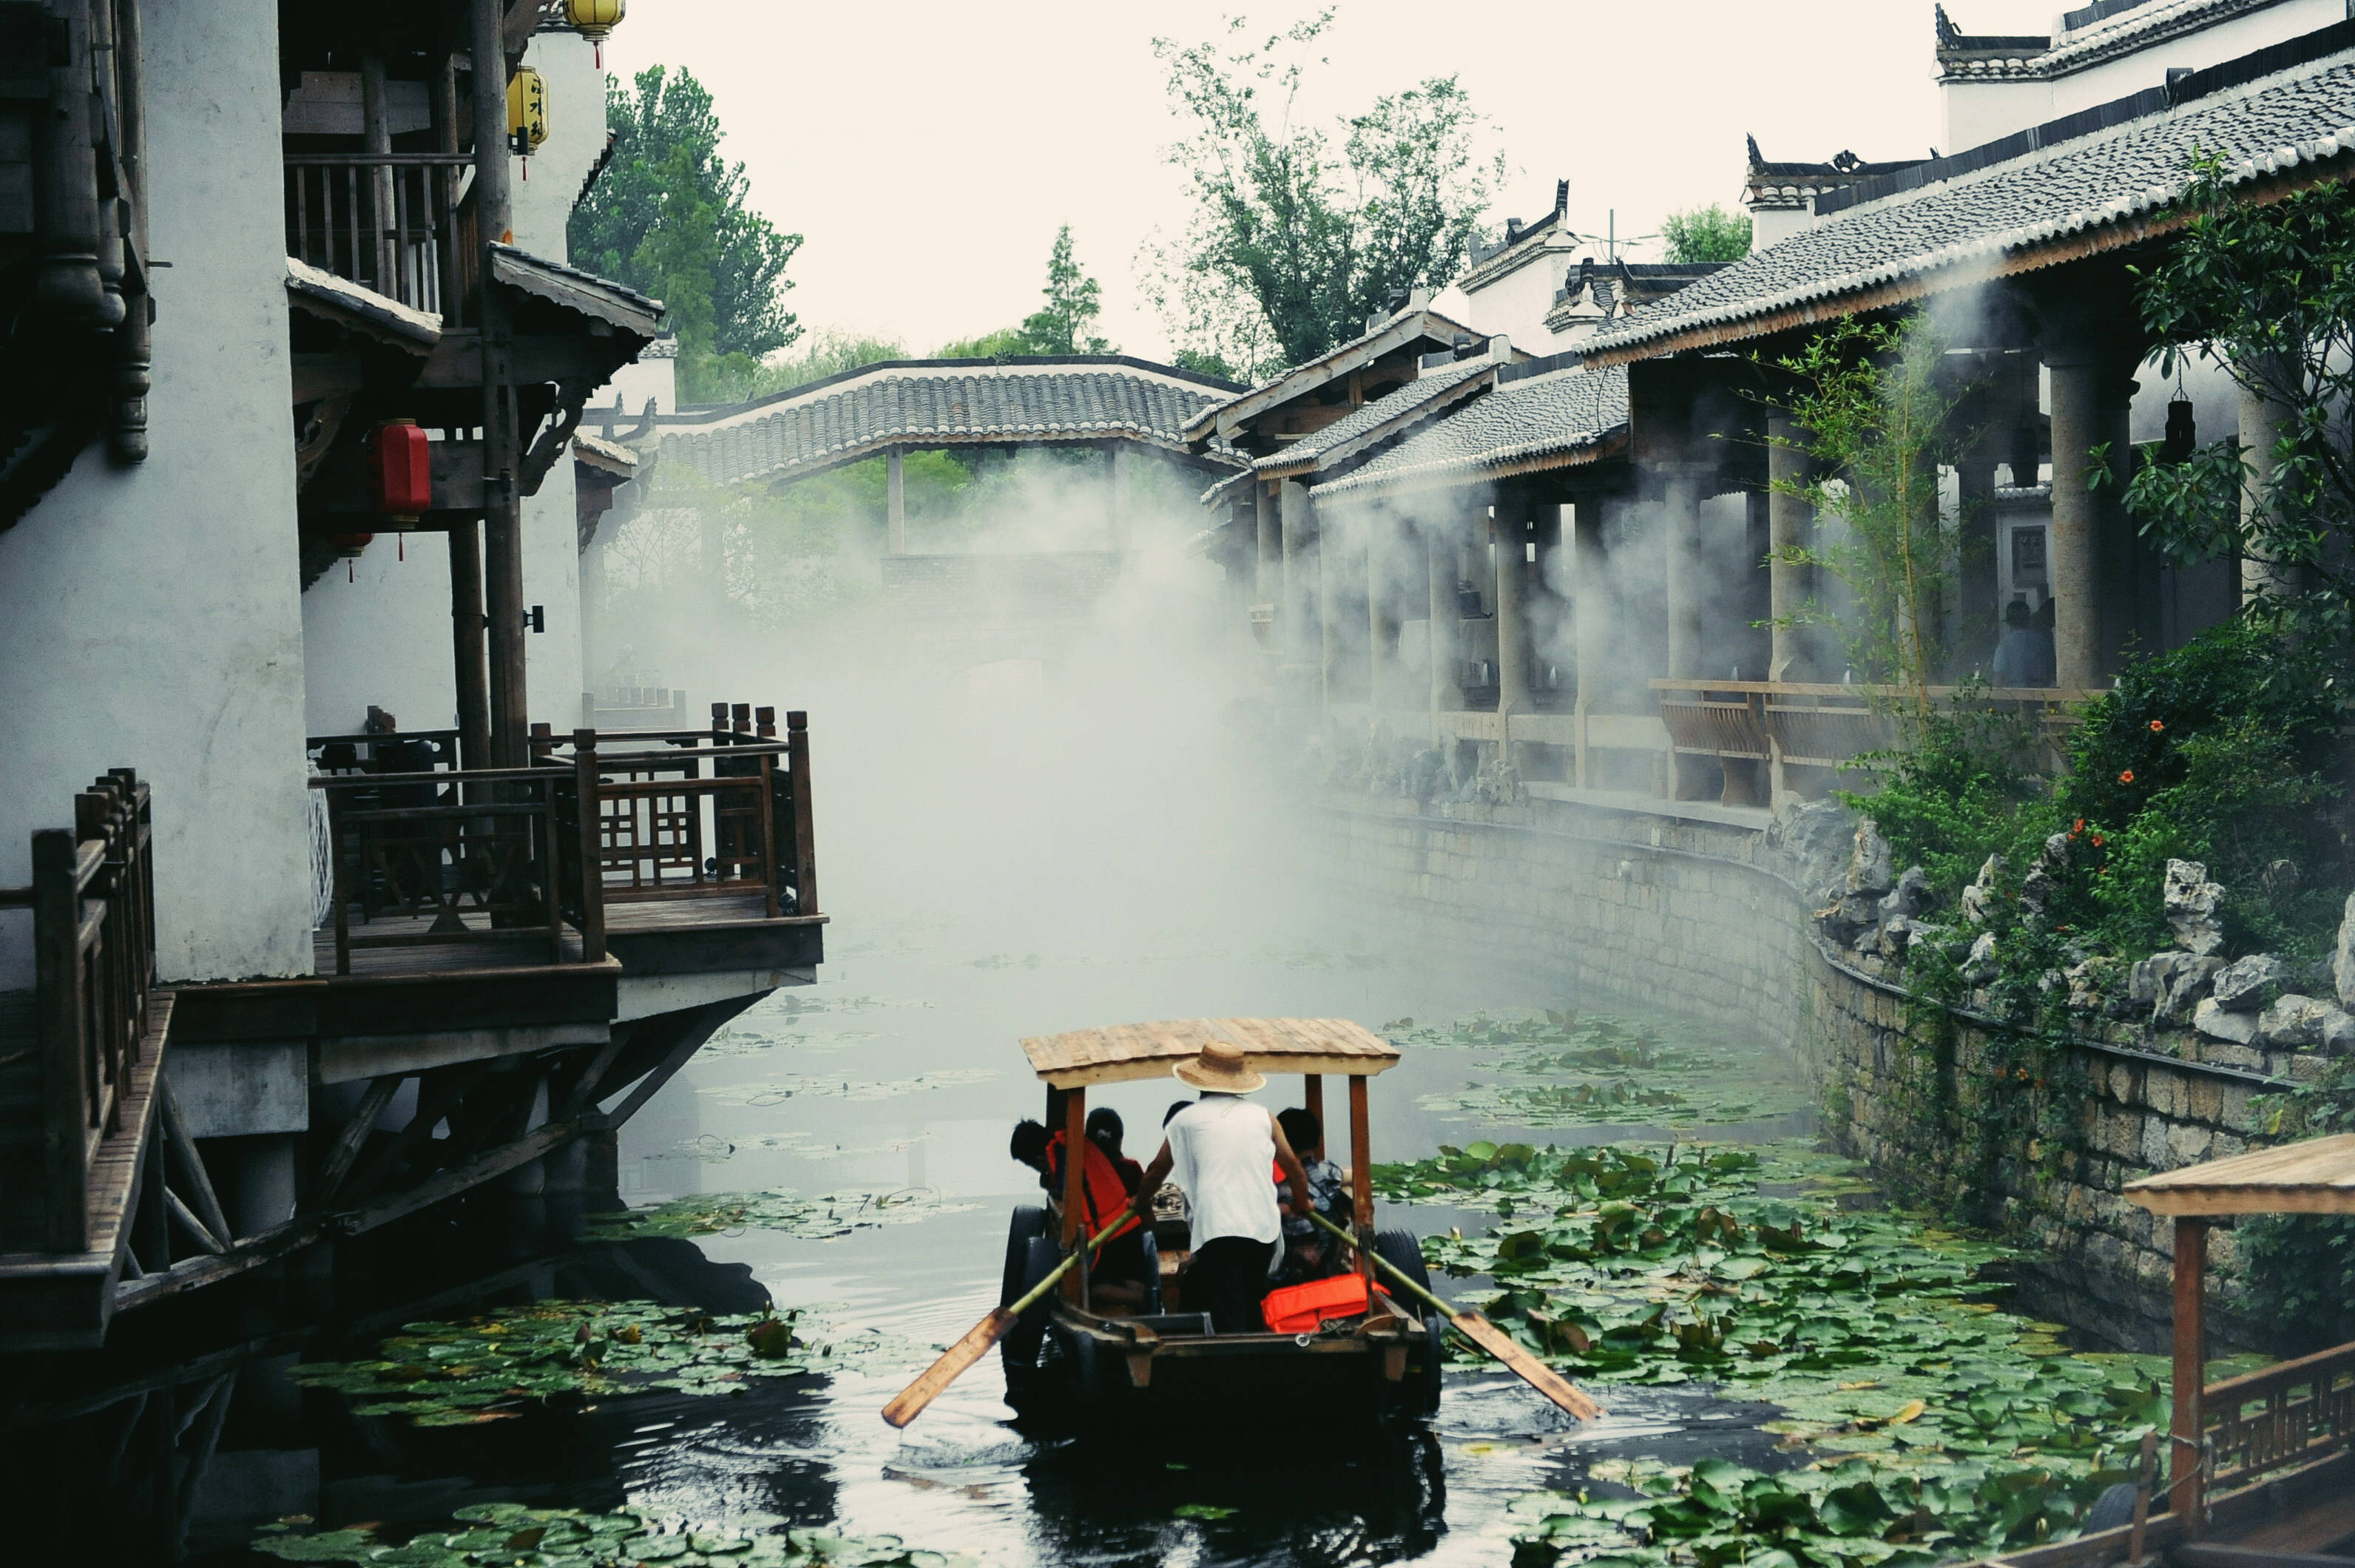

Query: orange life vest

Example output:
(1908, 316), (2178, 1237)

(1047, 1131), (1141, 1243)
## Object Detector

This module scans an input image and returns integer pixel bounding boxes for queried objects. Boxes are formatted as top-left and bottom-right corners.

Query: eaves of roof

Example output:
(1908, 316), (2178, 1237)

(1456, 214), (1572, 292)
(662, 355), (1243, 430)
(284, 256), (442, 348)
(1314, 365), (1629, 504)
(1572, 38), (2355, 368)
(1251, 352), (1501, 481)
(488, 243), (664, 337)
(572, 431), (638, 476)
(1178, 307), (1481, 442)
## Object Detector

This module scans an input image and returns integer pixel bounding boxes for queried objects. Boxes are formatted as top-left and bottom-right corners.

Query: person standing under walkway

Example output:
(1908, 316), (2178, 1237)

(1131, 1040), (1316, 1333)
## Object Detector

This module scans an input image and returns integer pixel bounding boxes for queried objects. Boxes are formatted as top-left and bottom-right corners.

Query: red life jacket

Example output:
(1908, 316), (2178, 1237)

(1047, 1132), (1141, 1243)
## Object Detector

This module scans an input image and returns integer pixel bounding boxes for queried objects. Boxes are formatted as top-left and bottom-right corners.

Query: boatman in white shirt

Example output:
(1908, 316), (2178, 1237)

(1129, 1040), (1317, 1333)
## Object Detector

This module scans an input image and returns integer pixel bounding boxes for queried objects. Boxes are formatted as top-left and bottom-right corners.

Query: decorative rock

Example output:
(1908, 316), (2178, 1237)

(2328, 1007), (2355, 1056)
(2335, 893), (2355, 1007)
(1962, 931), (1998, 984)
(1845, 819), (1894, 898)
(2019, 834), (2071, 916)
(1815, 891), (1882, 947)
(2193, 997), (2259, 1045)
(2212, 953), (2291, 1012)
(2145, 952), (2225, 1026)
(1959, 854), (2004, 925)
(2256, 994), (2348, 1049)
(1880, 865), (1931, 922)
(2163, 859), (2226, 956)
(1768, 798), (1854, 897)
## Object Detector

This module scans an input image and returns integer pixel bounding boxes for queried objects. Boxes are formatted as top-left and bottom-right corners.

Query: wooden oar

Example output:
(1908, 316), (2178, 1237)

(1311, 1212), (1607, 1422)
(882, 1204), (1142, 1429)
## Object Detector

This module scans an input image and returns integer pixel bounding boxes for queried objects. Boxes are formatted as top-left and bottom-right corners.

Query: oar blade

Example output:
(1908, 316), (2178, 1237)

(882, 1307), (1017, 1428)
(1449, 1310), (1609, 1422)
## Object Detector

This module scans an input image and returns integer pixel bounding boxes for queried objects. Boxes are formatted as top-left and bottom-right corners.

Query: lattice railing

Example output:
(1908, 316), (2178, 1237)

(2205, 1340), (2355, 1494)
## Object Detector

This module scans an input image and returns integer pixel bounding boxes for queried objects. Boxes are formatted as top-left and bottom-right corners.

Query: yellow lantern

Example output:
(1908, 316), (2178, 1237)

(565, 0), (626, 41)
(507, 67), (549, 155)
(566, 0), (624, 64)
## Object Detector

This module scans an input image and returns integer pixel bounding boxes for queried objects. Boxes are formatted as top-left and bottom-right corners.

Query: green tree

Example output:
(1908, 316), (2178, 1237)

(934, 229), (1115, 359)
(1769, 317), (1976, 713)
(1660, 203), (1752, 263)
(569, 65), (802, 402)
(1143, 11), (1502, 378)
(1021, 225), (1112, 354)
(2119, 152), (2355, 659)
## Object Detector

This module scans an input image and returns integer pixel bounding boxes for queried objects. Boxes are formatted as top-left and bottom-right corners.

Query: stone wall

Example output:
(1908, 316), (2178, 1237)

(1308, 789), (2276, 1351)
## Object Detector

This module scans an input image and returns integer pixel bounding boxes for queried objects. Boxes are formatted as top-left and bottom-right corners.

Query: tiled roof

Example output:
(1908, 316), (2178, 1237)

(1314, 365), (1629, 501)
(658, 359), (1245, 487)
(284, 256), (442, 345)
(1252, 352), (1499, 478)
(487, 243), (664, 337)
(1934, 0), (2294, 78)
(1574, 44), (2355, 363)
(1180, 305), (1479, 440)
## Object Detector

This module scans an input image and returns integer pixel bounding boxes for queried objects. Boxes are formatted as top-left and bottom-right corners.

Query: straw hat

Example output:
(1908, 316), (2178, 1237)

(1173, 1038), (1266, 1093)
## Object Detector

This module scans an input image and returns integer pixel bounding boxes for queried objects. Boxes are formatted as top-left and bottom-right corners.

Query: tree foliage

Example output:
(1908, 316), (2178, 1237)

(1770, 317), (1978, 711)
(935, 228), (1115, 359)
(569, 65), (803, 402)
(1661, 203), (1751, 264)
(2121, 152), (2355, 658)
(1143, 11), (1503, 379)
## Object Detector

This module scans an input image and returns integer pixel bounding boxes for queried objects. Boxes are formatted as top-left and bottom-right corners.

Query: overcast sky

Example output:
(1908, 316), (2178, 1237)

(600, 1), (2072, 362)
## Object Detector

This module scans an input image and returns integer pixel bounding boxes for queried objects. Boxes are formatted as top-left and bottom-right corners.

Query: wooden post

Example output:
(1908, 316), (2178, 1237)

(755, 753), (782, 919)
(786, 710), (818, 916)
(887, 448), (906, 555)
(528, 721), (553, 762)
(1061, 1087), (1087, 1303)
(571, 729), (606, 962)
(447, 522), (491, 771)
(1302, 1075), (1324, 1158)
(1348, 1075), (1373, 1285)
(34, 829), (89, 1252)
(2170, 1216), (2209, 1531)
(471, 0), (526, 765)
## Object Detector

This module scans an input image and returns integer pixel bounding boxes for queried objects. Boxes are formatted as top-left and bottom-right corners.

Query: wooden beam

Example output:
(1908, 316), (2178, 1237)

(163, 1189), (225, 1256)
(1303, 1075), (1324, 1158)
(337, 1118), (580, 1236)
(1349, 1075), (1373, 1285)
(553, 1029), (629, 1121)
(2172, 1215), (2209, 1530)
(601, 1023), (709, 1129)
(1060, 1087), (1087, 1304)
(311, 1075), (403, 1210)
(156, 1078), (232, 1246)
(337, 1061), (489, 1206)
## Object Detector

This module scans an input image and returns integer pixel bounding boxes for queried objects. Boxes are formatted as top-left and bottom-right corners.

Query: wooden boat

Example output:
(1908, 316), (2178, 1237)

(998, 1017), (1445, 1422)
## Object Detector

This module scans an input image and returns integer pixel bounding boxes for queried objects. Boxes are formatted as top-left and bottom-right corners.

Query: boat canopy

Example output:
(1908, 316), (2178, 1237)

(1020, 1018), (1402, 1089)
(2123, 1132), (2355, 1216)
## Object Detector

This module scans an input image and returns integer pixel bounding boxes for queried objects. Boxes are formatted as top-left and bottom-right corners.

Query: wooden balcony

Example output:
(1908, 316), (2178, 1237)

(284, 151), (475, 323)
(0, 771), (243, 1349)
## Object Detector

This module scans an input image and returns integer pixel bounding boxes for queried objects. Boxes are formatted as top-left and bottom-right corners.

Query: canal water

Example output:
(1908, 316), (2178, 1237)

(0, 886), (1812, 1566)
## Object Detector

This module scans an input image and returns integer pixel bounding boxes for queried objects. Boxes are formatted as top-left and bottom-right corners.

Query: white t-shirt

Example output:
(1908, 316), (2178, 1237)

(1166, 1094), (1281, 1246)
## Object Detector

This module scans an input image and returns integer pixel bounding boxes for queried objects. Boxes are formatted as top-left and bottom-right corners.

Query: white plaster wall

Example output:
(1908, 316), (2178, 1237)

(605, 345), (677, 418)
(0, 0), (314, 984)
(1441, 246), (1582, 356)
(1945, 0), (2344, 151)
(2049, 0), (2345, 121)
(301, 538), (459, 735)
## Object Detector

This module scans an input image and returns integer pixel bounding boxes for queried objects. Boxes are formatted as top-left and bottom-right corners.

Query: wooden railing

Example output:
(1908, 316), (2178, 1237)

(311, 707), (817, 973)
(1650, 678), (2101, 801)
(2203, 1340), (2355, 1496)
(8, 771), (158, 1252)
(548, 703), (819, 922)
(283, 152), (473, 318)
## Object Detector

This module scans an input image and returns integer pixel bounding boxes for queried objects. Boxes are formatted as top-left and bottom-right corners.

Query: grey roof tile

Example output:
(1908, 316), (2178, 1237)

(659, 362), (1241, 486)
(1314, 366), (1629, 501)
(1577, 50), (2355, 361)
(1253, 354), (1499, 476)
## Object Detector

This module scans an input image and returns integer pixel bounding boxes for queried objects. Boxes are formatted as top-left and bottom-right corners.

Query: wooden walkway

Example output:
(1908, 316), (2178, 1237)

(312, 915), (587, 978)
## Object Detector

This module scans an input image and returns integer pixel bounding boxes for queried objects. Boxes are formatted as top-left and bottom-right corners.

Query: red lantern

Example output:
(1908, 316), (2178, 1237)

(367, 419), (433, 521)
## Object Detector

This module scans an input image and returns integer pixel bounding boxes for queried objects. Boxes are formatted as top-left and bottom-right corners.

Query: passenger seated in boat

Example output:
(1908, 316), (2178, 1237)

(1086, 1106), (1143, 1192)
(1274, 1108), (1350, 1282)
(1008, 1119), (1151, 1308)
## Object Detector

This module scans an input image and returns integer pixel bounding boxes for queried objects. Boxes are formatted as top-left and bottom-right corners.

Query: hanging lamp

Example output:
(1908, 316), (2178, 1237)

(566, 0), (626, 67)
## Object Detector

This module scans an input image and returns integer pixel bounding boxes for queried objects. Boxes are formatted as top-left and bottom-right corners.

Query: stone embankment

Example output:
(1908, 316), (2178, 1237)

(1307, 788), (2342, 1351)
